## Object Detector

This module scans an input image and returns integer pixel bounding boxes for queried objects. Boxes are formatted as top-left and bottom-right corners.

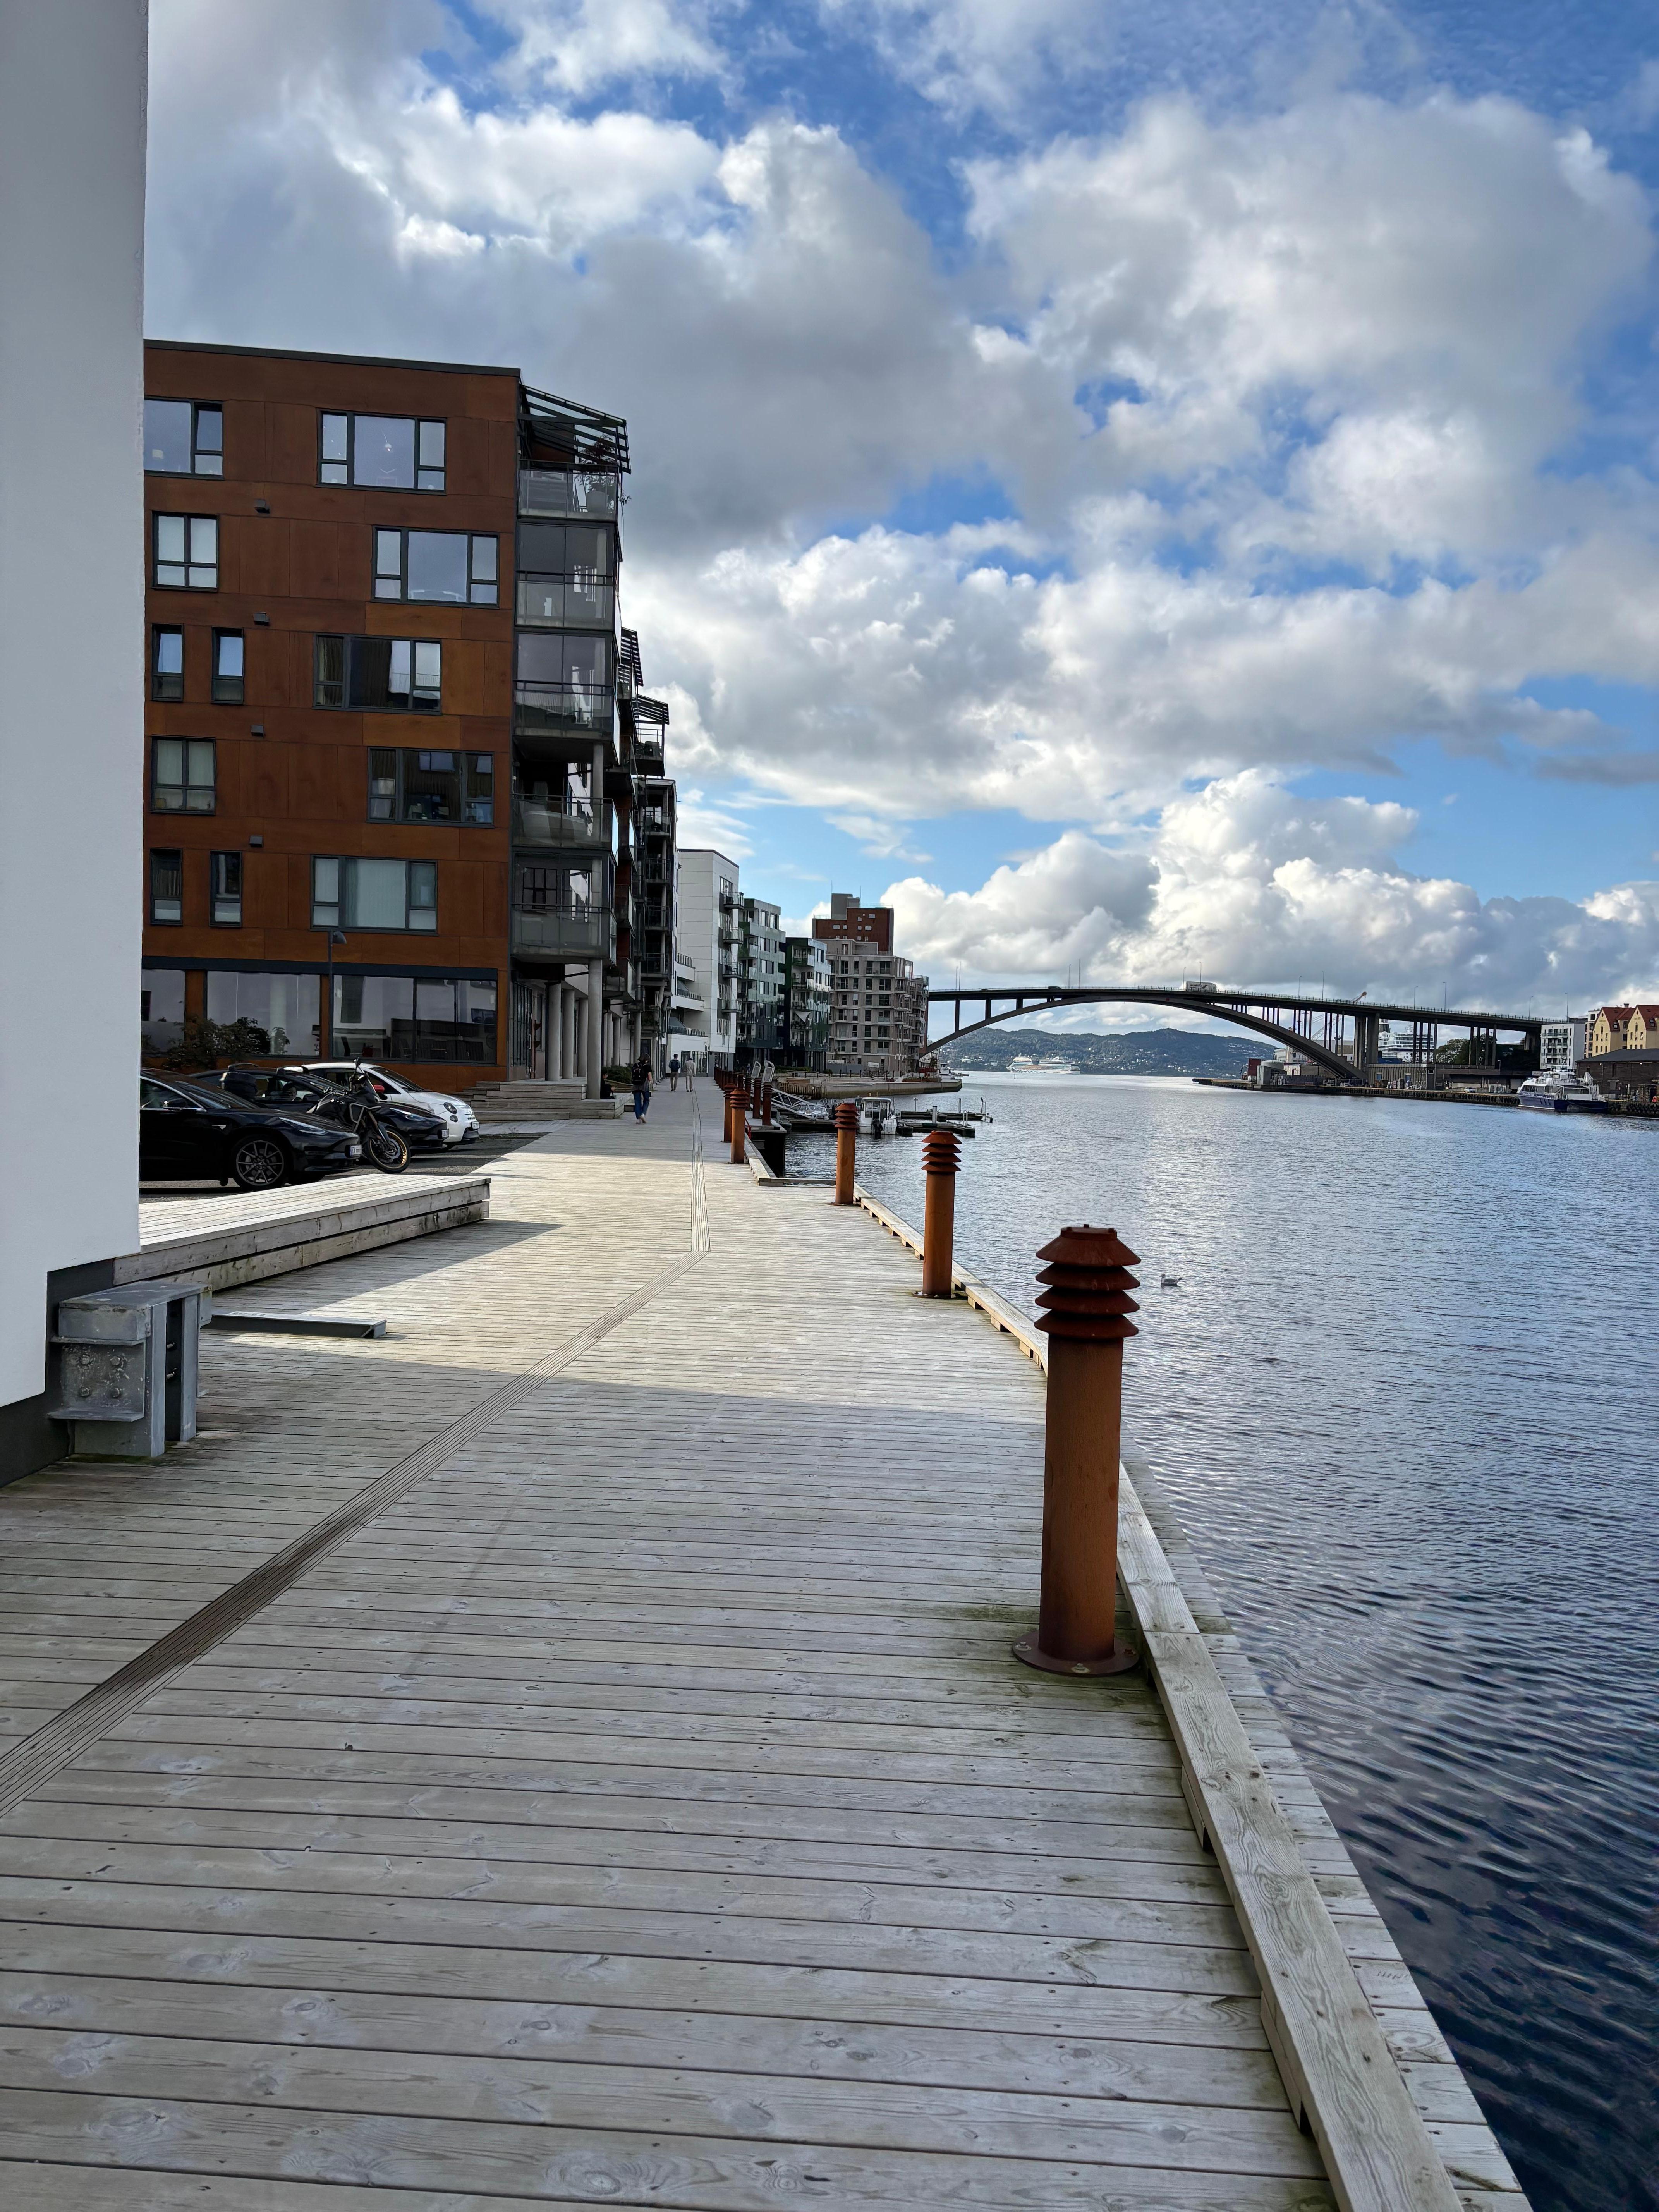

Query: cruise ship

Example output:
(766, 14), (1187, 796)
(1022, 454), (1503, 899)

(1009, 1053), (1079, 1075)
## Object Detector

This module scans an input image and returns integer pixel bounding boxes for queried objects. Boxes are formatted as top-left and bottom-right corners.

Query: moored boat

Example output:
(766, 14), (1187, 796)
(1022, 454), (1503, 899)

(1516, 1069), (1609, 1114)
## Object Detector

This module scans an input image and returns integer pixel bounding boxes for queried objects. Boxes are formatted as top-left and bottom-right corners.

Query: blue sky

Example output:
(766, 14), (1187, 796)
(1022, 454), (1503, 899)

(146, 0), (1659, 1005)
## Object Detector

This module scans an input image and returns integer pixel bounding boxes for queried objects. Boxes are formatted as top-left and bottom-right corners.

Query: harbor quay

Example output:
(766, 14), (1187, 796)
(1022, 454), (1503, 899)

(0, 1088), (1521, 2210)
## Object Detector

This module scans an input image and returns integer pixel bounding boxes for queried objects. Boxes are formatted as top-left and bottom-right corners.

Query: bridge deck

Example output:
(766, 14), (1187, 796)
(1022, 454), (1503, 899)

(0, 1091), (1508, 2208)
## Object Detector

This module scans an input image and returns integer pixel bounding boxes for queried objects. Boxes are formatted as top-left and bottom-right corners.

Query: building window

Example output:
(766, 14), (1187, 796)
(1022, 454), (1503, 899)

(373, 530), (495, 605)
(314, 635), (441, 712)
(150, 849), (184, 924)
(514, 630), (613, 730)
(312, 856), (438, 933)
(332, 972), (496, 1063)
(320, 413), (446, 492)
(211, 851), (243, 925)
(206, 970), (320, 1055)
(151, 627), (184, 702)
(154, 513), (218, 590)
(212, 630), (244, 704)
(368, 748), (494, 825)
(515, 520), (615, 627)
(152, 737), (215, 814)
(144, 399), (223, 476)
(141, 967), (187, 1054)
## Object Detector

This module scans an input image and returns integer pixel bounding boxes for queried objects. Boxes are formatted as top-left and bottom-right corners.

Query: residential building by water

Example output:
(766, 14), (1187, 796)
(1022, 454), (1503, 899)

(738, 895), (784, 1058)
(2, 0), (148, 1486)
(139, 342), (672, 1096)
(671, 847), (740, 1068)
(781, 935), (832, 1066)
(812, 893), (930, 1075)
(1586, 1005), (1635, 1057)
(1540, 1017), (1587, 1071)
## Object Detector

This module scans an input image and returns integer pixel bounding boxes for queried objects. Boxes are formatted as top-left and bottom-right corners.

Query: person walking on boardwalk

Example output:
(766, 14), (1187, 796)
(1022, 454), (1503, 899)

(630, 1053), (653, 1123)
(668, 1054), (681, 1091)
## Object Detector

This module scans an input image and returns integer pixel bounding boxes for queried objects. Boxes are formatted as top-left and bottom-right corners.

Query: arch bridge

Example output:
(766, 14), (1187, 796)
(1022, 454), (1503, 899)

(927, 985), (1542, 1086)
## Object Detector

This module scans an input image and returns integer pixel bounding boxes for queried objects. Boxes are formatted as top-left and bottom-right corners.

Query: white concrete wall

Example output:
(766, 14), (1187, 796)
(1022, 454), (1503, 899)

(673, 849), (740, 1058)
(0, 2), (147, 1409)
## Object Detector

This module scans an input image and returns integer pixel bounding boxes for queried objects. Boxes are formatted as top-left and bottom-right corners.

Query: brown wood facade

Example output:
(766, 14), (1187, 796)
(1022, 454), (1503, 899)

(142, 342), (519, 1085)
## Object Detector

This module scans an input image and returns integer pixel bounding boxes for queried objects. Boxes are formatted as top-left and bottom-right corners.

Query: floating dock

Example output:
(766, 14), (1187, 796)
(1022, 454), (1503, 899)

(0, 1094), (1523, 2208)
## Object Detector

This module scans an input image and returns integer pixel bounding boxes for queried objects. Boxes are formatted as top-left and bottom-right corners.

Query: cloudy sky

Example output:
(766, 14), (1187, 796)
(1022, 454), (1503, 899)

(146, 0), (1659, 1015)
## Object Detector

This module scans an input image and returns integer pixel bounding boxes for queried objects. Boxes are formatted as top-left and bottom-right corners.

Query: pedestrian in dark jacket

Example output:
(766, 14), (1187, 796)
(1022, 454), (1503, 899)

(630, 1054), (653, 1121)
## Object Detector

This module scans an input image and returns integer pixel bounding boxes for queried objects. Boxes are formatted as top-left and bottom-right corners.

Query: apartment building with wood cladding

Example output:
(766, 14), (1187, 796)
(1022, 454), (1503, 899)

(140, 340), (675, 1093)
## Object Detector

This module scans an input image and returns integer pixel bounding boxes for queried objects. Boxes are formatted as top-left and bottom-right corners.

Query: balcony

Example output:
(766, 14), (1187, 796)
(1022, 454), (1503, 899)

(518, 467), (619, 520)
(513, 795), (611, 851)
(514, 679), (613, 738)
(510, 900), (616, 962)
(517, 573), (616, 630)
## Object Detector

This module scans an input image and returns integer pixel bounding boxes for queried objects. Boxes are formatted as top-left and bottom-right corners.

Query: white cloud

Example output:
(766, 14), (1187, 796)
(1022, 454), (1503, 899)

(141, 6), (1659, 948)
(886, 770), (1659, 1005)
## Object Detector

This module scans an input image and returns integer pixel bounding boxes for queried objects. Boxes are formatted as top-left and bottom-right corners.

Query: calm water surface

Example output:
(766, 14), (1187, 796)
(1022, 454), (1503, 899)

(801, 1074), (1659, 2212)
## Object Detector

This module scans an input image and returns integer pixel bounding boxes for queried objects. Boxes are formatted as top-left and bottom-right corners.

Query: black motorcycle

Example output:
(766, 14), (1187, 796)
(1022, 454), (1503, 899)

(221, 1065), (421, 1173)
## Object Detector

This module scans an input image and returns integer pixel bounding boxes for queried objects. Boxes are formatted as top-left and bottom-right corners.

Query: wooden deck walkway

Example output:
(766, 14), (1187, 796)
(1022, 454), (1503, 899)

(0, 1089), (1516, 2208)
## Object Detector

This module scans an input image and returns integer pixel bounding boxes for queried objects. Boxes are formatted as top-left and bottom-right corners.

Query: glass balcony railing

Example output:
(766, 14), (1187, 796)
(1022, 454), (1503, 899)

(517, 468), (620, 520)
(512, 796), (611, 850)
(516, 574), (616, 630)
(510, 902), (616, 961)
(514, 679), (613, 735)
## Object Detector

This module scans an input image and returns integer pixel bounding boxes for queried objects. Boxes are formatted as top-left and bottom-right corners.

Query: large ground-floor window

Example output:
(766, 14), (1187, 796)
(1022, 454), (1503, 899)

(206, 972), (321, 1057)
(333, 973), (497, 1064)
(141, 968), (187, 1054)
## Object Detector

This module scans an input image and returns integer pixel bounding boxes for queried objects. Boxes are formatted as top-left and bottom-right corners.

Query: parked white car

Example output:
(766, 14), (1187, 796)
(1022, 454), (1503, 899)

(302, 1062), (480, 1146)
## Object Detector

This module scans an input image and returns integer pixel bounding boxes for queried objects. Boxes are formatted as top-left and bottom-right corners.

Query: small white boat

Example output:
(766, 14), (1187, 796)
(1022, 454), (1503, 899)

(1516, 1069), (1608, 1115)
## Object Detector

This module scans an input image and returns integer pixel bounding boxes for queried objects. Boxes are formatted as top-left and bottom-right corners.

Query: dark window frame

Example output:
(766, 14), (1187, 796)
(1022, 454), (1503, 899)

(366, 747), (494, 826)
(152, 511), (219, 591)
(210, 850), (243, 927)
(151, 736), (216, 816)
(311, 854), (440, 934)
(151, 625), (185, 702)
(372, 528), (497, 606)
(319, 411), (447, 492)
(144, 398), (224, 477)
(149, 848), (184, 926)
(211, 629), (245, 705)
(313, 634), (443, 713)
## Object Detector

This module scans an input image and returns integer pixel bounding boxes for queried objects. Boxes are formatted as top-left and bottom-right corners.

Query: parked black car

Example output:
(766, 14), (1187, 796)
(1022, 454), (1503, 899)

(218, 1065), (449, 1153)
(139, 1075), (362, 1190)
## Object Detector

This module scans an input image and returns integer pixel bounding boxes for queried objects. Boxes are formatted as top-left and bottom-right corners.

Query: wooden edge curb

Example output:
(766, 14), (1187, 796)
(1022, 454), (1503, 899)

(848, 1182), (1481, 2212)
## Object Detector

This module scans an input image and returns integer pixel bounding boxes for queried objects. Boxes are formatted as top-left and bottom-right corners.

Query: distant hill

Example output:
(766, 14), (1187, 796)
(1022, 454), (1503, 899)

(938, 1026), (1253, 1077)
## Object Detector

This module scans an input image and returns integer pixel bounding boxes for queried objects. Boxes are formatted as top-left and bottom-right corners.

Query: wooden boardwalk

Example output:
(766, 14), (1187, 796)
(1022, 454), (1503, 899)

(0, 1089), (1517, 2208)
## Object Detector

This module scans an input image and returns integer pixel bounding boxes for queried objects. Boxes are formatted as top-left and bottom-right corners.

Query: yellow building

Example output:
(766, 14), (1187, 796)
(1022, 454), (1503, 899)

(1587, 1005), (1635, 1056)
(1625, 1005), (1659, 1050)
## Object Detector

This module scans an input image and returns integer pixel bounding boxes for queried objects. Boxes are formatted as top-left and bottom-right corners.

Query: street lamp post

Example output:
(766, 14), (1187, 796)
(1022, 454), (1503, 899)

(319, 928), (347, 1055)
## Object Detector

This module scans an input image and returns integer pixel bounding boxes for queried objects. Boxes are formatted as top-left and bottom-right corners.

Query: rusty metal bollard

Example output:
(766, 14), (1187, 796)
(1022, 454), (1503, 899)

(1013, 1225), (1141, 1676)
(919, 1127), (961, 1296)
(729, 1082), (749, 1165)
(833, 1100), (858, 1204)
(760, 1079), (774, 1127)
(720, 1078), (734, 1146)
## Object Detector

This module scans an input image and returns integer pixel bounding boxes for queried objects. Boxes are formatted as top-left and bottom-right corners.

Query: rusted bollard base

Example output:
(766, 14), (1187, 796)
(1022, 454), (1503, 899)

(1011, 1632), (1139, 1677)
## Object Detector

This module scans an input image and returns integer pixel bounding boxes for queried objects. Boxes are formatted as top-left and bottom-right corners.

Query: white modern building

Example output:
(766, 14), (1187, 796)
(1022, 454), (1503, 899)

(1540, 1018), (1587, 1072)
(0, 2), (148, 1484)
(739, 895), (785, 1059)
(670, 848), (740, 1069)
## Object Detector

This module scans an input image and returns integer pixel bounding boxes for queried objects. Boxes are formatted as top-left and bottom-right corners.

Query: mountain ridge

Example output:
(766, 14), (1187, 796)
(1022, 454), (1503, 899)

(937, 1025), (1253, 1077)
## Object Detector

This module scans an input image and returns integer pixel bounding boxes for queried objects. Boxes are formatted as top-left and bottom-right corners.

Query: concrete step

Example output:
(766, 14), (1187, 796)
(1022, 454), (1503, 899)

(473, 1095), (625, 1124)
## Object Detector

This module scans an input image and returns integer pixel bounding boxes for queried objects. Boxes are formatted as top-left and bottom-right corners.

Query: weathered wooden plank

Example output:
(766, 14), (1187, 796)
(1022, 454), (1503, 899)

(0, 1971), (1286, 2107)
(0, 2090), (1339, 2209)
(0, 2027), (1327, 2175)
